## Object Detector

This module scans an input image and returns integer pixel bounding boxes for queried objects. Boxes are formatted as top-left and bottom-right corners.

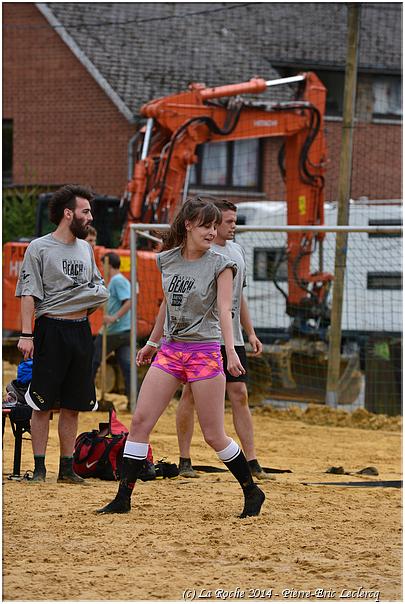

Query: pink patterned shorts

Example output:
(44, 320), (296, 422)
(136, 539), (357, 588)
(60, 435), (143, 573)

(151, 340), (224, 383)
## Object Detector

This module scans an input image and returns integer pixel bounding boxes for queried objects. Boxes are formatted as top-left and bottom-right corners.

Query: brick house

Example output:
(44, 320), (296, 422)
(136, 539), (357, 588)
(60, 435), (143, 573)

(3, 2), (402, 201)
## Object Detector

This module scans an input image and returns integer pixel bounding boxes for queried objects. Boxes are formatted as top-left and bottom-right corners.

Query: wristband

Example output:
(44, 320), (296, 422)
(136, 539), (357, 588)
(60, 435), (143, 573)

(21, 333), (33, 337)
(146, 340), (159, 349)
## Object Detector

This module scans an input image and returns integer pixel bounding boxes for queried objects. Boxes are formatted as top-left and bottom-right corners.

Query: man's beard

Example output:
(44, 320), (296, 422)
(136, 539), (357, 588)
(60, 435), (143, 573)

(70, 215), (90, 239)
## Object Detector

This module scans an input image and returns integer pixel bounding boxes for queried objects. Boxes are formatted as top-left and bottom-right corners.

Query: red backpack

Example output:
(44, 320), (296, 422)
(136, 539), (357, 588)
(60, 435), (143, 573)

(73, 408), (153, 481)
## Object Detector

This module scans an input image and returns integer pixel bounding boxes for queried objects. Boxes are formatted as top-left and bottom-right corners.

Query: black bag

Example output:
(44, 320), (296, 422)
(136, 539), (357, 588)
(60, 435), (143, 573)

(73, 408), (153, 481)
(73, 429), (127, 481)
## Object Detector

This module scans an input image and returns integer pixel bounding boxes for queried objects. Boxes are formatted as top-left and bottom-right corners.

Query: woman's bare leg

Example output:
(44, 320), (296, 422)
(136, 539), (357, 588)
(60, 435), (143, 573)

(128, 366), (181, 442)
(190, 374), (229, 451)
(96, 366), (180, 514)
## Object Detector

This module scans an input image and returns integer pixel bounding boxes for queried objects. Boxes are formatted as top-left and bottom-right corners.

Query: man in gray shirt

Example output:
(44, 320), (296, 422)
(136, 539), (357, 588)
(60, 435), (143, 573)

(176, 199), (271, 479)
(16, 184), (109, 483)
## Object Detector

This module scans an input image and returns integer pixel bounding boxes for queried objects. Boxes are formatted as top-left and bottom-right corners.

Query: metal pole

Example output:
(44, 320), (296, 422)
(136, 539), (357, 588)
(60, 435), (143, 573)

(141, 118), (154, 160)
(183, 165), (191, 204)
(130, 223), (402, 235)
(100, 255), (110, 404)
(127, 132), (139, 181)
(326, 3), (360, 408)
(130, 226), (138, 412)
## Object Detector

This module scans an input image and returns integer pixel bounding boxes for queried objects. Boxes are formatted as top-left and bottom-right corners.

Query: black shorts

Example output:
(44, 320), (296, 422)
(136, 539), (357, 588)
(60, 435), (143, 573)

(220, 345), (248, 383)
(26, 316), (97, 412)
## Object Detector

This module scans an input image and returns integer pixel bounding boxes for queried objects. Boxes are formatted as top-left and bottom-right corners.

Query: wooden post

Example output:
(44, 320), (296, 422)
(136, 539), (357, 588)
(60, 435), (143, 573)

(325, 4), (360, 407)
(130, 226), (138, 412)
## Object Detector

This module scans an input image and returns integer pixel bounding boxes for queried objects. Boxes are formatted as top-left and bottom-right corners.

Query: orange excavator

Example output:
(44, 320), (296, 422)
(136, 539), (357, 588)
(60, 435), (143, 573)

(5, 73), (358, 402)
(120, 71), (333, 332)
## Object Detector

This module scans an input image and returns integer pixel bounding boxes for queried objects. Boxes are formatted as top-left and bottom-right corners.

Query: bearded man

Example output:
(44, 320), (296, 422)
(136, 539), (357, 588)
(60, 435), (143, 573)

(16, 184), (109, 484)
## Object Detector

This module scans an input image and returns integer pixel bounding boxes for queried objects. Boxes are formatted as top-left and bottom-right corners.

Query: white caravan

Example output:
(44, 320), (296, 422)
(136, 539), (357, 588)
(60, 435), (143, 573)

(234, 200), (403, 338)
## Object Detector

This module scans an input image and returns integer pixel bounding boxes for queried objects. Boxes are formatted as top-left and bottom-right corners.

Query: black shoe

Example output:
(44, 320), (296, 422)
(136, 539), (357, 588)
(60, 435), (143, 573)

(248, 459), (274, 481)
(155, 459), (179, 479)
(29, 469), (46, 483)
(240, 485), (266, 518)
(96, 496), (131, 514)
(57, 470), (86, 484)
(178, 458), (198, 478)
(138, 460), (157, 482)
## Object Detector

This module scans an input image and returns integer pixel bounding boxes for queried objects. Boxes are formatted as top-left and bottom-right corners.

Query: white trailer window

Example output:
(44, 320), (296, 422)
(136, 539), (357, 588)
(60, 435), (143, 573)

(367, 272), (402, 290)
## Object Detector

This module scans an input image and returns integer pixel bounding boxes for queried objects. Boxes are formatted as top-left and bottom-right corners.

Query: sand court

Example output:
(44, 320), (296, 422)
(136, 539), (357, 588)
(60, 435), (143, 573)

(2, 387), (402, 602)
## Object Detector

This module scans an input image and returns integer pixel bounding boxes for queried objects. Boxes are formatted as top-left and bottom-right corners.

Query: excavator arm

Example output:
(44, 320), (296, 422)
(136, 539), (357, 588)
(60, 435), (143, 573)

(122, 72), (333, 329)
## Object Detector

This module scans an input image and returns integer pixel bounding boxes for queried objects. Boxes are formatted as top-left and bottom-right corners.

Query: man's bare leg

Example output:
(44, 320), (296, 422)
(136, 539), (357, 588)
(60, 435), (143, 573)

(176, 383), (198, 477)
(227, 381), (256, 460)
(57, 408), (84, 484)
(227, 381), (273, 480)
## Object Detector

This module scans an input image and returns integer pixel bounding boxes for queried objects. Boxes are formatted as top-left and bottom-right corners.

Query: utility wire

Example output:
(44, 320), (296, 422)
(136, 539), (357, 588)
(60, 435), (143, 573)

(4, 3), (258, 30)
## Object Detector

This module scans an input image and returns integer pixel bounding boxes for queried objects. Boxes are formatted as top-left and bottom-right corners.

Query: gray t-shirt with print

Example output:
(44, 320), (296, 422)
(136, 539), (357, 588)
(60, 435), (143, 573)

(156, 247), (237, 342)
(15, 233), (109, 318)
(212, 241), (246, 346)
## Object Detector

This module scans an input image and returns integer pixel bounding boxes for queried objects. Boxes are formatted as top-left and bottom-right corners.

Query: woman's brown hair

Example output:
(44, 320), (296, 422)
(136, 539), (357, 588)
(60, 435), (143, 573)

(162, 196), (222, 250)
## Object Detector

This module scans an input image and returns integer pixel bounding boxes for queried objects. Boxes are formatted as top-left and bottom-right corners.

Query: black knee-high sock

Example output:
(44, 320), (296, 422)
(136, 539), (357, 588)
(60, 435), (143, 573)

(223, 450), (256, 494)
(218, 440), (265, 517)
(116, 456), (146, 501)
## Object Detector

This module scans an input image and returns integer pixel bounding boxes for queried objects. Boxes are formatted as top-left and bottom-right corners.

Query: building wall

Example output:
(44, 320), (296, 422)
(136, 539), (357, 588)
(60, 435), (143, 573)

(350, 121), (402, 199)
(3, 3), (134, 196)
(4, 4), (401, 203)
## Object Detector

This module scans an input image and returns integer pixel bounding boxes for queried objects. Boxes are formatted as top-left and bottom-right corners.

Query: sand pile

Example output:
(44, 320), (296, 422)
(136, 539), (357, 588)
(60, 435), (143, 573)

(255, 403), (402, 431)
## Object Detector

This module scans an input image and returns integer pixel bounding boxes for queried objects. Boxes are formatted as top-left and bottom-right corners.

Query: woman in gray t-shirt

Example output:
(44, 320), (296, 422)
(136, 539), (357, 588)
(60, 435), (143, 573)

(97, 197), (265, 519)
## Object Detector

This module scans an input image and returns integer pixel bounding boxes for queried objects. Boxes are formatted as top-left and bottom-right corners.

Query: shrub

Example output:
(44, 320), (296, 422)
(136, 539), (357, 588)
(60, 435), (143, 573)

(3, 186), (40, 243)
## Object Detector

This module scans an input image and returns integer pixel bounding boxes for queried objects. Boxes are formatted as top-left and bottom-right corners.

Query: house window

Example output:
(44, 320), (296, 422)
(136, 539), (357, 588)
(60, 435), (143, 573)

(190, 139), (261, 189)
(275, 66), (345, 117)
(372, 76), (402, 119)
(253, 247), (288, 282)
(198, 141), (228, 186)
(368, 218), (402, 238)
(3, 119), (13, 184)
(274, 67), (402, 120)
(313, 71), (345, 116)
(367, 272), (402, 290)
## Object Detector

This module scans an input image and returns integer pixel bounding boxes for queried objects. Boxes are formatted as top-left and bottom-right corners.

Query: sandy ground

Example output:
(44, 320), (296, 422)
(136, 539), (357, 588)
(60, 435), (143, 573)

(2, 362), (402, 602)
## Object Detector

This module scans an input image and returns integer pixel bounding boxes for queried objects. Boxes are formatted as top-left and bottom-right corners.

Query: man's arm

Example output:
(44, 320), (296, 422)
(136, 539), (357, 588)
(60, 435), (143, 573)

(17, 295), (35, 360)
(87, 250), (110, 313)
(104, 298), (131, 326)
(240, 293), (262, 356)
